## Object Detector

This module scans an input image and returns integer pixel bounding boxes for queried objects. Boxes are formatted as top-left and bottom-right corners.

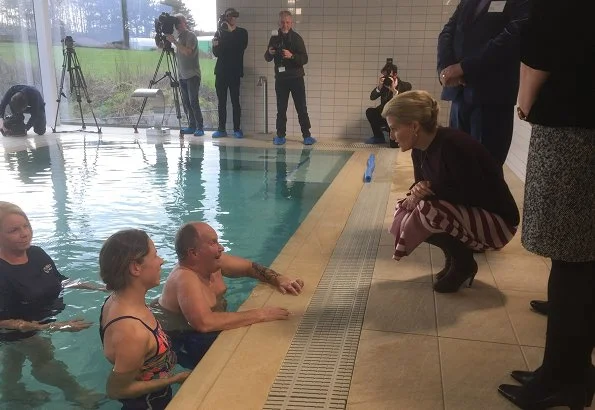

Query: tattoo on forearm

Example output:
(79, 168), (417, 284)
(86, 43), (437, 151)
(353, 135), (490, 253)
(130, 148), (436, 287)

(252, 262), (280, 284)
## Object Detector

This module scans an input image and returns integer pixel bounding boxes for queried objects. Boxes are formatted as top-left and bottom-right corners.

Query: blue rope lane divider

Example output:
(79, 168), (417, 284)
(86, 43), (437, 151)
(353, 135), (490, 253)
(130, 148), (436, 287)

(364, 153), (376, 183)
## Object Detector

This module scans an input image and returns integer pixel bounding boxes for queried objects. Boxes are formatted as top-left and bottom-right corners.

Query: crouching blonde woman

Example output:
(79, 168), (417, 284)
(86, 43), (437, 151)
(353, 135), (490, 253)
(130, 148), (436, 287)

(382, 91), (520, 293)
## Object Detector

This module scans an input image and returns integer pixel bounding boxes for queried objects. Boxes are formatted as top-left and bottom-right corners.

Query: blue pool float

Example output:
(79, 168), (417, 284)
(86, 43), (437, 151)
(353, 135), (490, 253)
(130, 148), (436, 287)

(364, 154), (376, 183)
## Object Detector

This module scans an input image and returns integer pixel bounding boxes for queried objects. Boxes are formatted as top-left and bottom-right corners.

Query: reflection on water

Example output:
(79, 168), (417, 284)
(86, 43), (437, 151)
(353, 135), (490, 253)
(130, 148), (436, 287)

(0, 137), (351, 409)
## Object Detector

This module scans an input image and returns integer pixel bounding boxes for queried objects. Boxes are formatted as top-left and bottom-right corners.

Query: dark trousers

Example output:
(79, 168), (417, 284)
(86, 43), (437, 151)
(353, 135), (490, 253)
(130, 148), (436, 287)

(449, 96), (514, 167)
(3, 112), (45, 135)
(169, 330), (220, 369)
(179, 75), (203, 130)
(537, 259), (595, 389)
(215, 75), (241, 131)
(275, 76), (311, 138)
(366, 106), (388, 139)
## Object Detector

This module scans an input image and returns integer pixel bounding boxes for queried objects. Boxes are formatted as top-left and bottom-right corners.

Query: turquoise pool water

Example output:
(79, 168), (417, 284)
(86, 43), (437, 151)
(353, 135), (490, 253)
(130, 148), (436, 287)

(0, 138), (351, 409)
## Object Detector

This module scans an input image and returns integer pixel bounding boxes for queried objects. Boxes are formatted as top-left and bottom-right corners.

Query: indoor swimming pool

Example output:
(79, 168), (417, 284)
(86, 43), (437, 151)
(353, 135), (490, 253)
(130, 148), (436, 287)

(0, 136), (352, 409)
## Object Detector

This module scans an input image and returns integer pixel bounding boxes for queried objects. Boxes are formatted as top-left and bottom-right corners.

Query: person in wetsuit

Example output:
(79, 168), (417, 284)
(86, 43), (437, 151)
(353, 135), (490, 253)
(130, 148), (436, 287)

(98, 229), (190, 410)
(155, 221), (305, 369)
(0, 201), (105, 408)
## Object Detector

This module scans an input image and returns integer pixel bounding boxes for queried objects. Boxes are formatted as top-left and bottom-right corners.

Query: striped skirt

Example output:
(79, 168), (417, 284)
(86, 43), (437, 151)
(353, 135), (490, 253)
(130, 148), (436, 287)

(389, 199), (517, 260)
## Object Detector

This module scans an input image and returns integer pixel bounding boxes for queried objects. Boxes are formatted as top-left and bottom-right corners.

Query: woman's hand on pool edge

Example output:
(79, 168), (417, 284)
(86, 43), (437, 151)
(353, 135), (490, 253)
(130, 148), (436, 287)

(173, 371), (192, 384)
(276, 276), (305, 295)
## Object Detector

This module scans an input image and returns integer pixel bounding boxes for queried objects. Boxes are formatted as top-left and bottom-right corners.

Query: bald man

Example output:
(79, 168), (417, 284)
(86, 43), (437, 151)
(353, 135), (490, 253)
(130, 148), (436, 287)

(155, 222), (304, 368)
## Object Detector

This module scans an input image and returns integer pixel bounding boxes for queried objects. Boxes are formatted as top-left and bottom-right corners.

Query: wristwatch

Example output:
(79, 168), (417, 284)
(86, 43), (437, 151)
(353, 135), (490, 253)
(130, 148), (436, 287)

(517, 106), (528, 121)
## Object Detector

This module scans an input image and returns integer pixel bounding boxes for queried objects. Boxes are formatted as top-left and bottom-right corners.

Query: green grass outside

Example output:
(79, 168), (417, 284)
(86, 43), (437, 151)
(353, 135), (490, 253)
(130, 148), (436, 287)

(0, 43), (215, 88)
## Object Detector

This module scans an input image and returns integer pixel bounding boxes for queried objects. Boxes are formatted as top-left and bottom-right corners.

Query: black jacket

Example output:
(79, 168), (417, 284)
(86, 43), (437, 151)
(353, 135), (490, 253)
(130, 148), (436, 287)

(264, 29), (308, 80)
(522, 0), (595, 128)
(0, 85), (45, 130)
(437, 0), (529, 105)
(370, 77), (413, 109)
(213, 27), (248, 78)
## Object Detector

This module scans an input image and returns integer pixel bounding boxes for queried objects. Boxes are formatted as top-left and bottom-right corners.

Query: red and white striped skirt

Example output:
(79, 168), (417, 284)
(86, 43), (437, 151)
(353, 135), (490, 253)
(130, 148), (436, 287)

(389, 199), (517, 260)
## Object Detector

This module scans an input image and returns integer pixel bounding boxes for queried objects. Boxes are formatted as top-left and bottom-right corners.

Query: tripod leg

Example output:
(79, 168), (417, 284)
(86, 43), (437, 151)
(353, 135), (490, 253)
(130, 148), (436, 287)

(134, 48), (168, 132)
(52, 49), (69, 132)
(71, 52), (101, 133)
(67, 53), (87, 131)
(169, 51), (184, 136)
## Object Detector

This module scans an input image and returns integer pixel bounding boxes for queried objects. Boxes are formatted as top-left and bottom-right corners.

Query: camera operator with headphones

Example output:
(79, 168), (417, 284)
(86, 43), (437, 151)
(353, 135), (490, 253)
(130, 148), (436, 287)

(212, 8), (248, 139)
(0, 85), (46, 136)
(165, 14), (204, 137)
(365, 61), (412, 147)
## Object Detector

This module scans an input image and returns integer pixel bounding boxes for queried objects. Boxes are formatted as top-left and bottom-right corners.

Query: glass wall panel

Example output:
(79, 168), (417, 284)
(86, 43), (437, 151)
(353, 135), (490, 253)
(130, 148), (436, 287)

(48, 0), (216, 129)
(0, 0), (42, 112)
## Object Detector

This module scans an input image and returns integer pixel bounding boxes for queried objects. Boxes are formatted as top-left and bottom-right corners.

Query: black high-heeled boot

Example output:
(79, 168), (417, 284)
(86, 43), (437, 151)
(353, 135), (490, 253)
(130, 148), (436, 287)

(425, 234), (452, 280)
(430, 235), (478, 293)
(498, 383), (586, 410)
(530, 300), (549, 315)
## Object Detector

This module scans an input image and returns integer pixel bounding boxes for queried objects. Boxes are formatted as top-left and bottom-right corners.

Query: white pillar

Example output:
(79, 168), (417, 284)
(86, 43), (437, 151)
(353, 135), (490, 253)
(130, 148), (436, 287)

(33, 0), (59, 126)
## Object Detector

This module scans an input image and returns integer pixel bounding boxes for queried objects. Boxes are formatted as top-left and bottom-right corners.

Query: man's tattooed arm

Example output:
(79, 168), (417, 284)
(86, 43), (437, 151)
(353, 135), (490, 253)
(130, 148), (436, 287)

(251, 262), (280, 284)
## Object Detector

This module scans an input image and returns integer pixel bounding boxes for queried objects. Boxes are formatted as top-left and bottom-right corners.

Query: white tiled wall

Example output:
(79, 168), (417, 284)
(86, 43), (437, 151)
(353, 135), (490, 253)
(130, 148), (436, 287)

(217, 0), (529, 180)
(217, 0), (457, 140)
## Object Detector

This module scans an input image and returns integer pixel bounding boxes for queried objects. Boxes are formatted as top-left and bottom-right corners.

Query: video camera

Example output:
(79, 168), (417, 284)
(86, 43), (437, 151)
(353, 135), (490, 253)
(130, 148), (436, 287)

(382, 58), (396, 87)
(154, 12), (179, 45)
(62, 35), (75, 50)
(215, 8), (239, 39)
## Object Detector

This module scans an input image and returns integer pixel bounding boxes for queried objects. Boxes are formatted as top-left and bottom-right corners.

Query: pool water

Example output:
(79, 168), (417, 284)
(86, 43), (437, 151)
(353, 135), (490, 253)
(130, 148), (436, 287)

(0, 137), (351, 409)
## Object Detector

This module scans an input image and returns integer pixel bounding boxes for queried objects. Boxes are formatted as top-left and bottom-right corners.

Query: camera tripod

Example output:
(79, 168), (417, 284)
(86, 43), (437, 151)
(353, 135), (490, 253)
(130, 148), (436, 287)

(133, 41), (183, 136)
(52, 37), (101, 134)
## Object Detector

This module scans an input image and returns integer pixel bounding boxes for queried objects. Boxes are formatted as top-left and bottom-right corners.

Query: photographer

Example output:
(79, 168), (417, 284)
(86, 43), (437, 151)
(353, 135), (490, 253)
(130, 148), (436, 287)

(264, 10), (315, 146)
(212, 8), (248, 139)
(0, 85), (46, 136)
(165, 14), (204, 137)
(365, 63), (411, 147)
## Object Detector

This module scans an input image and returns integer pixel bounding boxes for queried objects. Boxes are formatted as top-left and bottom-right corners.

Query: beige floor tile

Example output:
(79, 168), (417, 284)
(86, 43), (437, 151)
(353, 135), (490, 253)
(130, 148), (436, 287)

(364, 280), (436, 336)
(374, 244), (432, 282)
(502, 290), (547, 347)
(487, 252), (549, 293)
(440, 338), (526, 410)
(436, 288), (517, 344)
(520, 345), (544, 371)
(348, 331), (443, 410)
(379, 223), (395, 246)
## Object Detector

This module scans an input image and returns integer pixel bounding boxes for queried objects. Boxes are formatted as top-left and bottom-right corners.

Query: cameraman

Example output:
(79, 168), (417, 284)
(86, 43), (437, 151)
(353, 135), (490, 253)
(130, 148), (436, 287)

(0, 85), (46, 136)
(365, 64), (411, 147)
(165, 14), (204, 137)
(212, 8), (248, 138)
(264, 10), (315, 146)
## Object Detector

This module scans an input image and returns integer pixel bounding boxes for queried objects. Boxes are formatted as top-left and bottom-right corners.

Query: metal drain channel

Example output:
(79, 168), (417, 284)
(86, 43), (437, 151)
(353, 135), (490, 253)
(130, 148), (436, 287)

(264, 177), (391, 409)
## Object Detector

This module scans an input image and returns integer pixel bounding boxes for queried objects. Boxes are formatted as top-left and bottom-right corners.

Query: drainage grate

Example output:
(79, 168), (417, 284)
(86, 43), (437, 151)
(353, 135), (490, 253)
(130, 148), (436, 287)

(264, 175), (390, 409)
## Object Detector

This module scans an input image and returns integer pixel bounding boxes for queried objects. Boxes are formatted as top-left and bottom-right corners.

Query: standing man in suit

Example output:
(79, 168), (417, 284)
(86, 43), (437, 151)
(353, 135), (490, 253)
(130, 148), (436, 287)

(437, 0), (529, 167)
(212, 8), (248, 139)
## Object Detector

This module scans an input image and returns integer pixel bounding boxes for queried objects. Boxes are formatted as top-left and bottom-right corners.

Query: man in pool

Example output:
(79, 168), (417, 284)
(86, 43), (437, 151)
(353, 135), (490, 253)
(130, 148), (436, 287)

(154, 222), (304, 368)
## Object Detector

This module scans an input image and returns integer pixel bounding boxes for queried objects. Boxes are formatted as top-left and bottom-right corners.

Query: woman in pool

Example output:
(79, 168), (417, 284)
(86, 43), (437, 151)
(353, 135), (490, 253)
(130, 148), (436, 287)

(0, 201), (104, 408)
(381, 91), (520, 293)
(99, 229), (190, 410)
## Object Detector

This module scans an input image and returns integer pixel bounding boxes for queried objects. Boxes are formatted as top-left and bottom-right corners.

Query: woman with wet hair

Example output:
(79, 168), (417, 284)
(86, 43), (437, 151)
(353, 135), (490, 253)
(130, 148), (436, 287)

(0, 201), (103, 408)
(99, 229), (189, 410)
(381, 90), (519, 293)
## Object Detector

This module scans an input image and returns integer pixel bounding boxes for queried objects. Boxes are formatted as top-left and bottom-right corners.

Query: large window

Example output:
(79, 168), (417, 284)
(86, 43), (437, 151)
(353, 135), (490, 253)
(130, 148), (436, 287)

(0, 1), (42, 106)
(0, 0), (216, 129)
